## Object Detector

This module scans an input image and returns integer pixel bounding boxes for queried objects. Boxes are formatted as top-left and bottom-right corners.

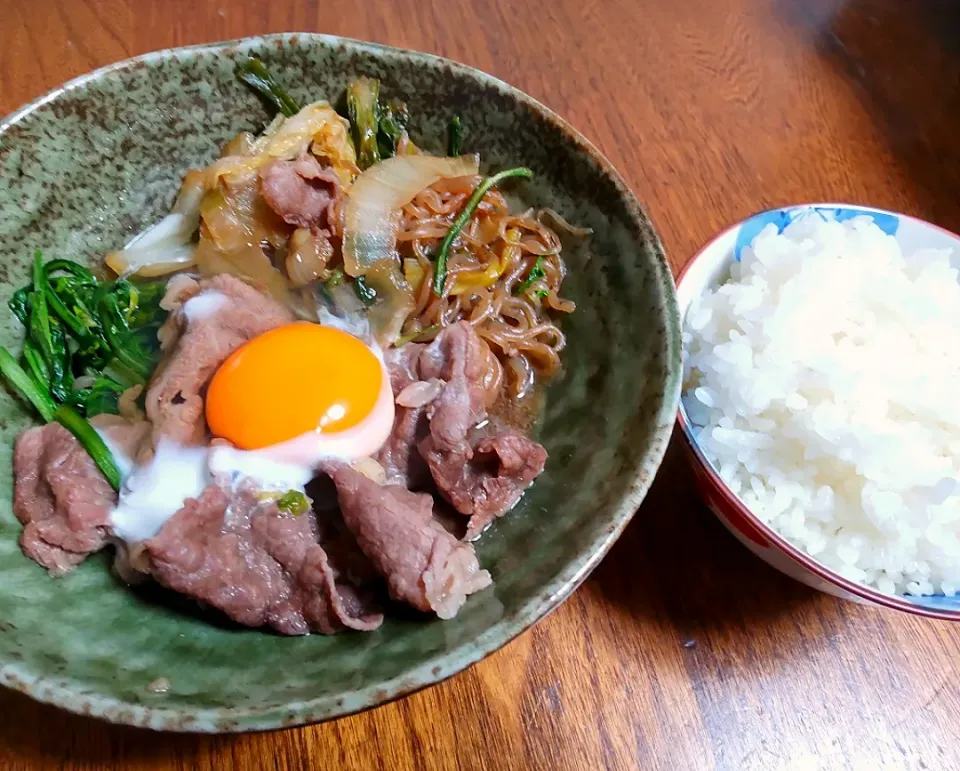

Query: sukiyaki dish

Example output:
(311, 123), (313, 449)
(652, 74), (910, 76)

(0, 59), (589, 635)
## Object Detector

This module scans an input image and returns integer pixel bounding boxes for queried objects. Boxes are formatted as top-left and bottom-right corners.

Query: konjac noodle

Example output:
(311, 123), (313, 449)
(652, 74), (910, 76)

(395, 179), (575, 398)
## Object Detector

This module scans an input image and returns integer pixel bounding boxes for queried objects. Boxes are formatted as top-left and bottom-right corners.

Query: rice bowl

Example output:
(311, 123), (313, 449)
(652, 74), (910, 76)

(678, 204), (960, 618)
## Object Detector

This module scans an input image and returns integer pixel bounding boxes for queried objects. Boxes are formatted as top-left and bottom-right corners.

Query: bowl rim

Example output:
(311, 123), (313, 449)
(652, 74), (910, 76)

(0, 32), (682, 731)
(676, 202), (960, 621)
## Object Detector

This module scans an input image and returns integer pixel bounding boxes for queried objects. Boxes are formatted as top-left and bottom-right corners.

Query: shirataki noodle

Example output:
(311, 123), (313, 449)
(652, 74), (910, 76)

(395, 176), (575, 398)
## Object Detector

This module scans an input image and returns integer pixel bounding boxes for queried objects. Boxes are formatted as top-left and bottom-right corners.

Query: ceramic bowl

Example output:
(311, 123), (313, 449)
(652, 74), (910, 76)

(0, 34), (681, 730)
(677, 202), (960, 620)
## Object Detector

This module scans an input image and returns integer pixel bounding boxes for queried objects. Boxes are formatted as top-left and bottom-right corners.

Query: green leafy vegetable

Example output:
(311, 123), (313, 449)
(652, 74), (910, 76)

(98, 293), (153, 383)
(346, 77), (382, 170)
(0, 252), (167, 423)
(55, 404), (121, 490)
(432, 167), (533, 297)
(21, 339), (50, 388)
(378, 99), (410, 159)
(236, 57), (301, 118)
(9, 287), (29, 325)
(448, 115), (463, 156)
(67, 376), (125, 417)
(0, 347), (55, 422)
(513, 257), (546, 296)
(353, 275), (378, 306)
(276, 490), (310, 516)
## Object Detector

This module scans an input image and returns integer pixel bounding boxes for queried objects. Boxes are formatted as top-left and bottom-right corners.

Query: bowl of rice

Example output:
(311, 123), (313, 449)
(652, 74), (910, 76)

(678, 203), (960, 619)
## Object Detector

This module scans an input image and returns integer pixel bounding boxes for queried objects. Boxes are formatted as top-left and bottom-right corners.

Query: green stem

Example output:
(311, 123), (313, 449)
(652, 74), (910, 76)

(512, 256), (546, 296)
(0, 347), (55, 422)
(432, 167), (533, 297)
(448, 115), (463, 157)
(21, 339), (50, 387)
(55, 404), (121, 490)
(236, 57), (300, 118)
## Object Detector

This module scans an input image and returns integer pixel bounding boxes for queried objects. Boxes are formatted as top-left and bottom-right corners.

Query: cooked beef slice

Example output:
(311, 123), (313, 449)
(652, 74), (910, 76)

(260, 154), (341, 234)
(376, 343), (431, 487)
(12, 418), (146, 574)
(144, 274), (294, 446)
(145, 482), (383, 635)
(425, 431), (547, 540)
(378, 322), (549, 537)
(325, 462), (491, 619)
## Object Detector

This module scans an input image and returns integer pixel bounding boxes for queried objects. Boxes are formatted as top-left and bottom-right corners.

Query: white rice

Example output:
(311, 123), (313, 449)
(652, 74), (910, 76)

(683, 214), (960, 596)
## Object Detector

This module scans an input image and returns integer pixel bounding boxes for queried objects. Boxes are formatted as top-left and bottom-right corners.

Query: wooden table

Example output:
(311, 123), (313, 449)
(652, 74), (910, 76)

(3, 0), (960, 768)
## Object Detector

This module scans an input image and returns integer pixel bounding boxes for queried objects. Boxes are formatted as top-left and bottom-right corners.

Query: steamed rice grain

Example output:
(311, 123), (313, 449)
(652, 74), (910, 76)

(683, 214), (960, 595)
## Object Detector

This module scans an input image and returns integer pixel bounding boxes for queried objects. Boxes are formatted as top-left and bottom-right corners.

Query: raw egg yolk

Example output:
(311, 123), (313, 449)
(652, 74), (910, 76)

(206, 322), (383, 450)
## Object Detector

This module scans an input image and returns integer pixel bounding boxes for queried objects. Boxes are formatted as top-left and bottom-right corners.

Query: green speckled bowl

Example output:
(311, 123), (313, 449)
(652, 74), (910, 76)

(0, 34), (680, 732)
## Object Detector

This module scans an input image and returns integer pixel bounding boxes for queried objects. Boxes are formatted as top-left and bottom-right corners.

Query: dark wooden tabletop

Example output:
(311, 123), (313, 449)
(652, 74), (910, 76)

(3, 1), (960, 769)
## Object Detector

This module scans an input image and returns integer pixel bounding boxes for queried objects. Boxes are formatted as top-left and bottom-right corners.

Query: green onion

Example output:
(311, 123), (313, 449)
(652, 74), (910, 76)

(236, 57), (301, 118)
(0, 347), (55, 422)
(378, 100), (410, 159)
(353, 276), (377, 306)
(346, 77), (382, 170)
(432, 167), (533, 297)
(448, 115), (463, 156)
(276, 490), (310, 516)
(513, 256), (546, 296)
(55, 404), (121, 490)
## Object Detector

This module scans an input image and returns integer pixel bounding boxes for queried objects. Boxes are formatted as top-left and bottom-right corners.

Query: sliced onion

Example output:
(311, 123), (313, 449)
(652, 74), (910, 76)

(194, 173), (293, 305)
(286, 228), (333, 287)
(105, 169), (205, 277)
(396, 378), (444, 408)
(342, 154), (480, 277)
(363, 260), (416, 346)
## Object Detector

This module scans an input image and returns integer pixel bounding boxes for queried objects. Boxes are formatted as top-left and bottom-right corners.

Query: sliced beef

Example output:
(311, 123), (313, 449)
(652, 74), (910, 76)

(376, 343), (430, 487)
(90, 414), (151, 459)
(144, 482), (383, 635)
(375, 322), (549, 534)
(417, 323), (489, 451)
(425, 431), (547, 540)
(260, 154), (341, 234)
(13, 423), (115, 574)
(412, 322), (548, 537)
(144, 274), (294, 446)
(325, 462), (491, 619)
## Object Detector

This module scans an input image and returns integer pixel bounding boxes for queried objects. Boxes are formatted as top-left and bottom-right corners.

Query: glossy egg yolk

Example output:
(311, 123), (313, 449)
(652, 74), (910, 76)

(206, 322), (383, 450)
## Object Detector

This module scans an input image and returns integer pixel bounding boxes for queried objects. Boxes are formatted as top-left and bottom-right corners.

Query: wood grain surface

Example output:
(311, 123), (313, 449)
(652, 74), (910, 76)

(3, 0), (960, 769)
